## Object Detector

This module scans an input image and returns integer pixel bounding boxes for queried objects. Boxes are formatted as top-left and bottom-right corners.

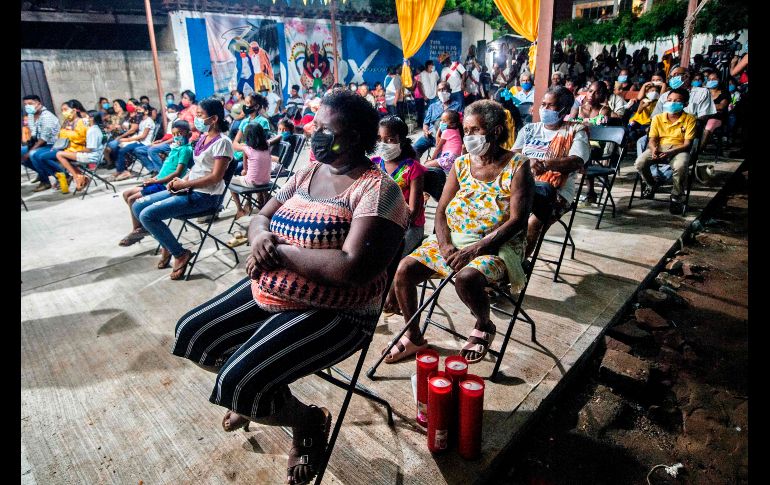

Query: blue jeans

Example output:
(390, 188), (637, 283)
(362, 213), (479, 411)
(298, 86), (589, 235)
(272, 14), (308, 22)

(412, 134), (435, 159)
(116, 142), (143, 172)
(29, 145), (63, 180)
(134, 143), (170, 172)
(132, 189), (220, 257)
(106, 139), (121, 161)
(21, 145), (45, 179)
(636, 135), (672, 182)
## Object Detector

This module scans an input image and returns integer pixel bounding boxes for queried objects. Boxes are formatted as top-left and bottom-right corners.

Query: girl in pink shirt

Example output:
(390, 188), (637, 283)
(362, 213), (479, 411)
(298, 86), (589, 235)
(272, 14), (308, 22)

(231, 123), (272, 219)
(425, 110), (463, 172)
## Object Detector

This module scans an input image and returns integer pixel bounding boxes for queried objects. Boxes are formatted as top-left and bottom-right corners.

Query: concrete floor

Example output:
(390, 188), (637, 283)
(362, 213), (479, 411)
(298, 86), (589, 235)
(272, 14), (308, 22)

(21, 149), (740, 485)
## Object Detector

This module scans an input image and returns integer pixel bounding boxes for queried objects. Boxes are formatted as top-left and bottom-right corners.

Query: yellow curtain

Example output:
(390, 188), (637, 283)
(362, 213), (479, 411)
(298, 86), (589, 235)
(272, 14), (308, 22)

(494, 0), (540, 71)
(396, 0), (446, 88)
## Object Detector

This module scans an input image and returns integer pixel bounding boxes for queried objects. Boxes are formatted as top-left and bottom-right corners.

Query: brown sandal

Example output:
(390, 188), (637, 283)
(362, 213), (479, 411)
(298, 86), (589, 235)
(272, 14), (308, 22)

(170, 249), (195, 280)
(157, 249), (172, 269)
(286, 406), (332, 485)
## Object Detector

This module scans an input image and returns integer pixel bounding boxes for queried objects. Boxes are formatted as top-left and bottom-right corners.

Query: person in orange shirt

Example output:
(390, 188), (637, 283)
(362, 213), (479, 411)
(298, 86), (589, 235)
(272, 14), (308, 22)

(30, 99), (88, 190)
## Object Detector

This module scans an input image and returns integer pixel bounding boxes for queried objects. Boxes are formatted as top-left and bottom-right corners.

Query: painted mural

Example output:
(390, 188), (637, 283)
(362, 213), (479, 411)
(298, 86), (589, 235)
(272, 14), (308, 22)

(184, 13), (461, 100)
(203, 13), (282, 96)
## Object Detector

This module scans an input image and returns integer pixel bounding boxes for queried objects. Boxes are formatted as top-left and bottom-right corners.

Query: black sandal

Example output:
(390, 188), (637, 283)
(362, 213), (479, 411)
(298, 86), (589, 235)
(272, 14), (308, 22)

(286, 406), (332, 485)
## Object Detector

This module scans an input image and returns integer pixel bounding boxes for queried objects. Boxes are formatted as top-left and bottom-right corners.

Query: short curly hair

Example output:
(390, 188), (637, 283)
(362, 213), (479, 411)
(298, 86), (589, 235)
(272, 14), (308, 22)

(321, 89), (380, 154)
(464, 99), (509, 145)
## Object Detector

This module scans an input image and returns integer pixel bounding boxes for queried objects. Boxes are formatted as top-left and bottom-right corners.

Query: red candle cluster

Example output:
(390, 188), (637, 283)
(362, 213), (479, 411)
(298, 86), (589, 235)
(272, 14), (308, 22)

(416, 354), (485, 458)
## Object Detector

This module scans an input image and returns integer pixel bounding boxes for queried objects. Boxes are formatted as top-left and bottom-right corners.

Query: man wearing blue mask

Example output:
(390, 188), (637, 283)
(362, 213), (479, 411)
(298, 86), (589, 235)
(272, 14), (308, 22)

(514, 73), (535, 104)
(634, 88), (696, 214)
(22, 94), (61, 189)
(512, 86), (590, 257)
(650, 66), (715, 119)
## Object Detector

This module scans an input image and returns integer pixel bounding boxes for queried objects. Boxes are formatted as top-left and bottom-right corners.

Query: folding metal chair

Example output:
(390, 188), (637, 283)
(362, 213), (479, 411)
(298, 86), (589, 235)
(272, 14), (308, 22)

(627, 136), (702, 216)
(536, 164), (591, 282)
(76, 149), (117, 199)
(312, 240), (404, 485)
(226, 140), (297, 234)
(21, 197), (28, 211)
(580, 125), (627, 229)
(157, 160), (240, 280)
(367, 228), (547, 382)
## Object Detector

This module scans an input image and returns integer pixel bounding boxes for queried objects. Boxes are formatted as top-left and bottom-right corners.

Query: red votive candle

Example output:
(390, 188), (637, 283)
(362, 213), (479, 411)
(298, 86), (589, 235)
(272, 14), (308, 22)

(445, 355), (469, 396)
(457, 374), (485, 460)
(445, 355), (469, 446)
(427, 371), (453, 453)
(415, 349), (439, 427)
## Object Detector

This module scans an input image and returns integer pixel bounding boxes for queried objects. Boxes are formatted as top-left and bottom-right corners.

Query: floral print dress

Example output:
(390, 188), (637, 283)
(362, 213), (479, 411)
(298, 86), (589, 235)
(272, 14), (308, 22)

(409, 153), (528, 290)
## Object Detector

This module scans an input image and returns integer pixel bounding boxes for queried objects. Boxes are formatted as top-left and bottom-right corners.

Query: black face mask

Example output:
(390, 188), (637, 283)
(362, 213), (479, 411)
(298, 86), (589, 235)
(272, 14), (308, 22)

(242, 106), (255, 115)
(311, 130), (338, 164)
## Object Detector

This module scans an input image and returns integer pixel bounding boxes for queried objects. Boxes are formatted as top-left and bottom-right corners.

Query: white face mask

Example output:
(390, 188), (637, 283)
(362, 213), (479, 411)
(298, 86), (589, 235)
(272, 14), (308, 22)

(166, 111), (178, 121)
(464, 134), (490, 157)
(377, 142), (402, 161)
(646, 91), (660, 101)
(438, 91), (451, 103)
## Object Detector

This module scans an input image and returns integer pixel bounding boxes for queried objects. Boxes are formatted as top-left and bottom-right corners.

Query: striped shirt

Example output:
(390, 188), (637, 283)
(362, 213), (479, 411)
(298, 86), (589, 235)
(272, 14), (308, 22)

(252, 162), (409, 317)
(27, 108), (60, 144)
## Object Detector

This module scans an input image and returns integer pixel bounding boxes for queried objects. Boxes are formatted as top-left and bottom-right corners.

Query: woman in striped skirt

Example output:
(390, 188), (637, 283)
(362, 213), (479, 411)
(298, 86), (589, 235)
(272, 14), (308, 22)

(172, 90), (408, 485)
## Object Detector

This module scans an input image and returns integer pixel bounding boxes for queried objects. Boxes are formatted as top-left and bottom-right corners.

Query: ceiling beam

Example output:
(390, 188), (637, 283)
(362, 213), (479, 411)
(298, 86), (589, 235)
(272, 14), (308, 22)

(21, 10), (167, 25)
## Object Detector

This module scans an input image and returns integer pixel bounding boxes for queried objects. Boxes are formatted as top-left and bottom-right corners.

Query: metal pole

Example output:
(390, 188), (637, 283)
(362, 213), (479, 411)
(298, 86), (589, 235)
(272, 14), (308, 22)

(532, 0), (556, 122)
(330, 0), (340, 84)
(145, 0), (166, 120)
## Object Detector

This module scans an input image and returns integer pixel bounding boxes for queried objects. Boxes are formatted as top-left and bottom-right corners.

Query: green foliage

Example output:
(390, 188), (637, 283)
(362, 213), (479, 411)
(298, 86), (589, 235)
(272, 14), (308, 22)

(368, 0), (397, 17)
(695, 0), (749, 36)
(553, 0), (747, 45)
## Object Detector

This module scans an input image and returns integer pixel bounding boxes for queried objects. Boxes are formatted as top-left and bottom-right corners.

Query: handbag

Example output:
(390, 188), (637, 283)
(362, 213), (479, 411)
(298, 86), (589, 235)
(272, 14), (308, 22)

(52, 138), (70, 151)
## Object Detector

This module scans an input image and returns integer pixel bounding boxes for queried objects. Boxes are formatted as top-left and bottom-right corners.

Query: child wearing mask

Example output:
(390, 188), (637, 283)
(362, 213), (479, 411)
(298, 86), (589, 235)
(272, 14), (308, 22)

(230, 123), (272, 219)
(118, 120), (194, 247)
(371, 116), (426, 315)
(425, 110), (463, 173)
(268, 119), (296, 172)
(628, 82), (661, 143)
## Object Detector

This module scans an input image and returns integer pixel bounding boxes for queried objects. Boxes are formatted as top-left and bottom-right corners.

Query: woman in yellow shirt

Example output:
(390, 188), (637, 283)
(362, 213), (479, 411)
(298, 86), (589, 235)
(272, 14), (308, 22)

(29, 99), (88, 190)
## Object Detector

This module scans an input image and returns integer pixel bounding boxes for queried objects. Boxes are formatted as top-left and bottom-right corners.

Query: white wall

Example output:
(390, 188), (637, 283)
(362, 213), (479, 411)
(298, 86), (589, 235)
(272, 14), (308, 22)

(586, 30), (748, 62)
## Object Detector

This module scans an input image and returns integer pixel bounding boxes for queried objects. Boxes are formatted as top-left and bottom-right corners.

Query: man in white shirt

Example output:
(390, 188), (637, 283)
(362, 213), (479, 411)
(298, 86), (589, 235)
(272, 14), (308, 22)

(421, 60), (440, 106)
(440, 53), (466, 109)
(384, 66), (403, 116)
(651, 67), (716, 119)
(514, 73), (535, 104)
(464, 60), (482, 104)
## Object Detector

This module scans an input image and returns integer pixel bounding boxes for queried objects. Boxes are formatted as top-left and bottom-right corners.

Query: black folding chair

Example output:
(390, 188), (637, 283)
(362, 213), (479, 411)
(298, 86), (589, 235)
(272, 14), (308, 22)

(535, 165), (591, 283)
(627, 136), (702, 216)
(226, 139), (298, 234)
(21, 197), (28, 211)
(157, 160), (240, 280)
(312, 240), (403, 485)
(367, 228), (547, 382)
(76, 148), (117, 199)
(580, 125), (627, 229)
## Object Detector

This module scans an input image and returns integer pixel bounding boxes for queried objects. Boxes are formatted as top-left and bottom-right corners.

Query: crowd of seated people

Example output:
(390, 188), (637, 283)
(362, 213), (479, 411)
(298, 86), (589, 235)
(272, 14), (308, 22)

(20, 43), (749, 484)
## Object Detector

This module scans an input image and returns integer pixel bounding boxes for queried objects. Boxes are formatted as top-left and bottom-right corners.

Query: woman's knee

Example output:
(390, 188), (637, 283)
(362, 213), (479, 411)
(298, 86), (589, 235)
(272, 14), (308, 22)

(394, 257), (426, 287)
(455, 267), (486, 291)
